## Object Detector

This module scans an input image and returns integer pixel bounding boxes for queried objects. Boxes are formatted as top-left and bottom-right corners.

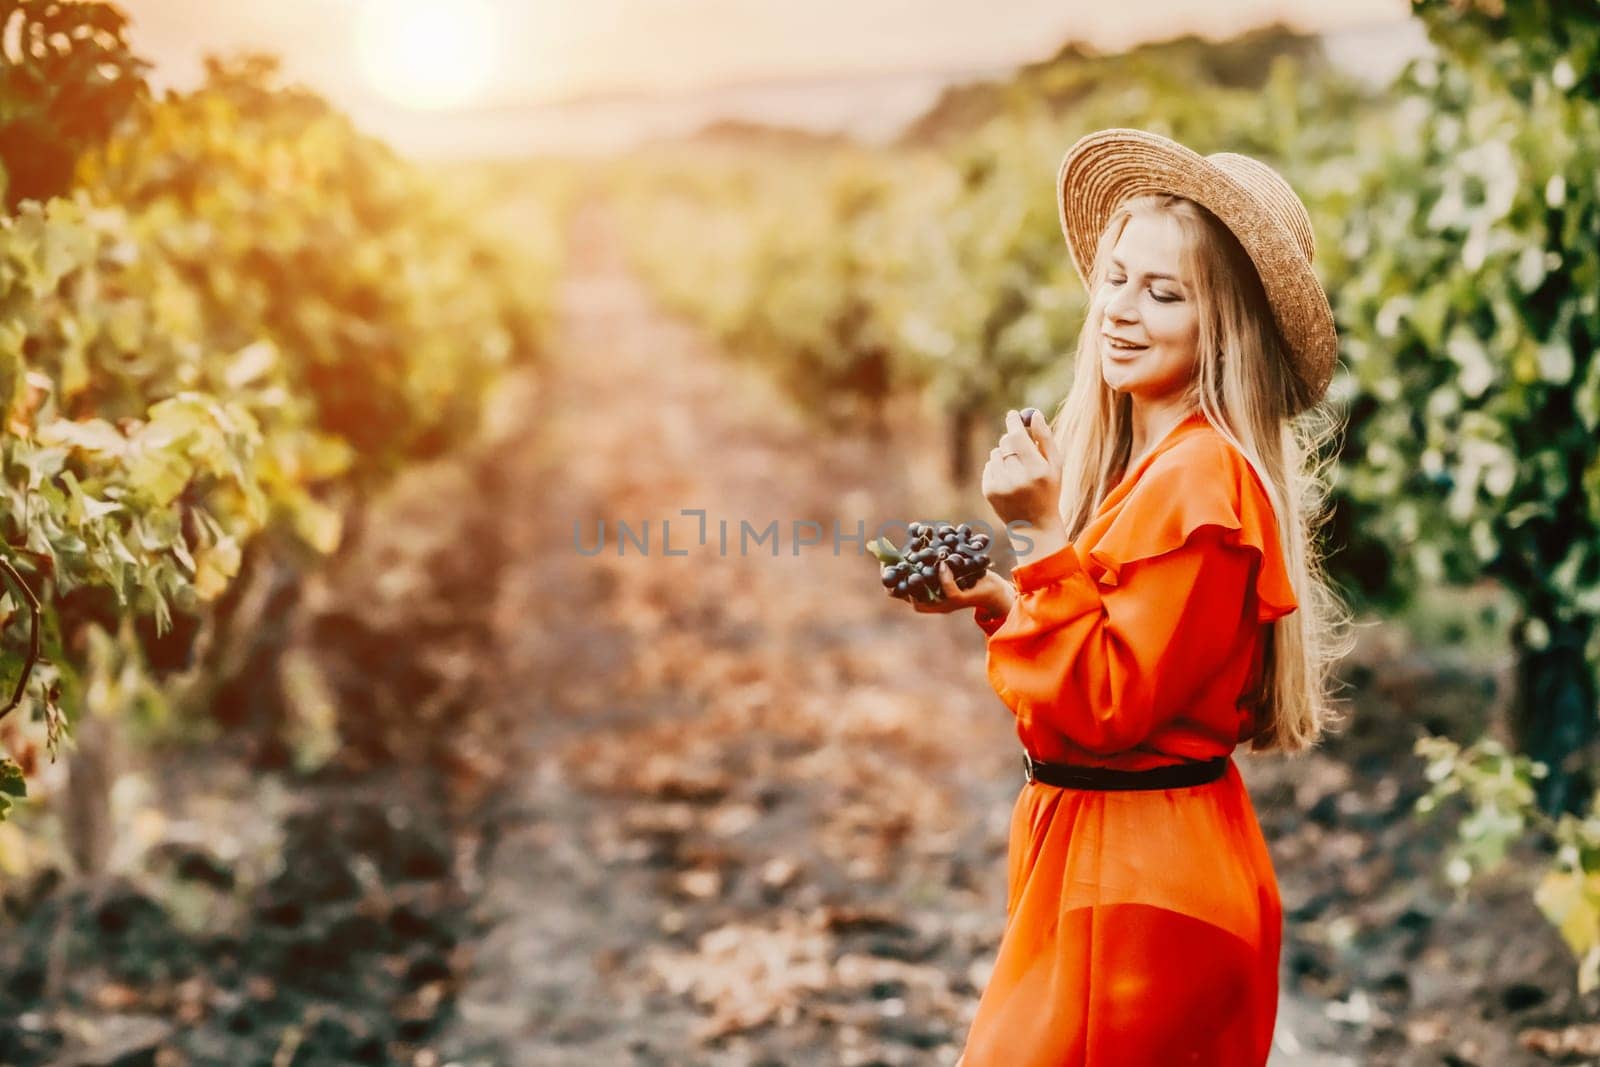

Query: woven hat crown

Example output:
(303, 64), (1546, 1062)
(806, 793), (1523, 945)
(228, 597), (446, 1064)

(1206, 153), (1316, 265)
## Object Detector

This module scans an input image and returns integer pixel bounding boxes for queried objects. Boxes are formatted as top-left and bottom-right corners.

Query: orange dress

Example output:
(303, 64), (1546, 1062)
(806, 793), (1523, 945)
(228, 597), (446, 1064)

(961, 409), (1297, 1067)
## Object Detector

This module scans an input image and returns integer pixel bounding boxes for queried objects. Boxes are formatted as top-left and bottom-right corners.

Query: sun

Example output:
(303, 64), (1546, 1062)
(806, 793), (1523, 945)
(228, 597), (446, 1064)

(355, 0), (498, 111)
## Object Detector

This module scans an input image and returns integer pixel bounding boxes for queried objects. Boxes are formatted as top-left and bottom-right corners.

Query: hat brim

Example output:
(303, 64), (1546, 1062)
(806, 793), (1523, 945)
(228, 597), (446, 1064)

(1057, 128), (1337, 413)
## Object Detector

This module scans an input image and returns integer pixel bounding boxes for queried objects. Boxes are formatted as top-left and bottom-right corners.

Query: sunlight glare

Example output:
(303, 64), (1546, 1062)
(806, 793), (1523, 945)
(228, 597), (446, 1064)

(356, 0), (498, 111)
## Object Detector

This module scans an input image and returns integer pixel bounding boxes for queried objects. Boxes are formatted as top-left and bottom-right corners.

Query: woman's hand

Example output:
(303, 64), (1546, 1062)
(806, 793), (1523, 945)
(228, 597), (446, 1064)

(909, 563), (1014, 619)
(982, 409), (1064, 529)
(983, 409), (1069, 561)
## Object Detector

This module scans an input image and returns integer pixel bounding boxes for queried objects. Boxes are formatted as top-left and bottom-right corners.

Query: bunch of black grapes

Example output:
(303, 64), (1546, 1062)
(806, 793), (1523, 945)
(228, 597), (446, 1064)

(870, 522), (992, 603)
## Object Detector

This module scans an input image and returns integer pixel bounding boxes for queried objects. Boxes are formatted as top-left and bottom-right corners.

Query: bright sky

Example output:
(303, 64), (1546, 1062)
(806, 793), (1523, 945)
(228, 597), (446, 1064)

(116, 0), (1414, 155)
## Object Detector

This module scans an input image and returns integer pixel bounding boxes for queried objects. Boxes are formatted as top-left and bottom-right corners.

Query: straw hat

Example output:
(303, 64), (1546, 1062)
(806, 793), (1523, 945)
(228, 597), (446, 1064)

(1057, 127), (1337, 414)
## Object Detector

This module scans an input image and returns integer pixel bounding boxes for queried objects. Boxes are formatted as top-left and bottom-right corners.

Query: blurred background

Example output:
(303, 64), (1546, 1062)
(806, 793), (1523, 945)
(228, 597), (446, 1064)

(0, 1), (1597, 1064)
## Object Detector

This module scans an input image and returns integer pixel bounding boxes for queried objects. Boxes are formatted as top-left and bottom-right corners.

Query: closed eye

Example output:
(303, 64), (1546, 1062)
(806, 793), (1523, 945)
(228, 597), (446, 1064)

(1108, 276), (1182, 303)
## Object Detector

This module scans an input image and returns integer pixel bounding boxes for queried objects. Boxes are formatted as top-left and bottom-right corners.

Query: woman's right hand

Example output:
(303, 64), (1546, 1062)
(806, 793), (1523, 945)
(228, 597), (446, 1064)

(906, 562), (1014, 619)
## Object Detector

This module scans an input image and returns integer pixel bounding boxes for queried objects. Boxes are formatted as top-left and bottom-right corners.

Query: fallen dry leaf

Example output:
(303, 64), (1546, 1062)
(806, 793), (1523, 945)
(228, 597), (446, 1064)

(1519, 1023), (1600, 1056)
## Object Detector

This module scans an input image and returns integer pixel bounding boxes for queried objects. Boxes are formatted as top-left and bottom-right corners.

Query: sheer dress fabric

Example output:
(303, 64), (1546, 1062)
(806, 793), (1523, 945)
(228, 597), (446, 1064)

(960, 410), (1297, 1067)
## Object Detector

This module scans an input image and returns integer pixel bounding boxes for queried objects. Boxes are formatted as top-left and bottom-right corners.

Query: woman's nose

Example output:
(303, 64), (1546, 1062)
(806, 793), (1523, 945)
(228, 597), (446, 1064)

(1106, 287), (1139, 323)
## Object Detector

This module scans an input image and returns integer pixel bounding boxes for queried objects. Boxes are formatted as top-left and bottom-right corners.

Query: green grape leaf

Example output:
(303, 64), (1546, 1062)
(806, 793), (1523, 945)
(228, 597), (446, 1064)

(0, 761), (23, 798)
(0, 760), (24, 821)
(867, 537), (904, 565)
(1535, 869), (1600, 976)
(36, 418), (127, 456)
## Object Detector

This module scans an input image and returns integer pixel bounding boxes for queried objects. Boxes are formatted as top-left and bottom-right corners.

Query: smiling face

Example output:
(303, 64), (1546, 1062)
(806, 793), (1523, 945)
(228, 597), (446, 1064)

(1095, 211), (1201, 404)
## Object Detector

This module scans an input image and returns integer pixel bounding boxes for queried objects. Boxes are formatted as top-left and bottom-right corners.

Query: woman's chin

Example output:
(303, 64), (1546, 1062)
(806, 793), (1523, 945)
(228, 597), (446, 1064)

(1102, 375), (1163, 402)
(1101, 363), (1143, 392)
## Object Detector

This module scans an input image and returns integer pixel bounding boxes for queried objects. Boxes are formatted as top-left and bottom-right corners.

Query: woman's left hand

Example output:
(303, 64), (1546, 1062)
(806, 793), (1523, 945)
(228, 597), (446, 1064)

(908, 565), (1014, 618)
(983, 409), (1065, 533)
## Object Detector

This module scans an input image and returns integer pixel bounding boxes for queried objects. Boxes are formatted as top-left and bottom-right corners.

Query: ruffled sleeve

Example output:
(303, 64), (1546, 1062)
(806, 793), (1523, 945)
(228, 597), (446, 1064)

(1086, 433), (1298, 625)
(981, 435), (1298, 756)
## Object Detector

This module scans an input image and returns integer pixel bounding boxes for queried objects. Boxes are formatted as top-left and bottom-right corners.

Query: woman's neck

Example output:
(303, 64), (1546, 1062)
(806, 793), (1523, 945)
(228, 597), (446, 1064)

(1126, 398), (1200, 470)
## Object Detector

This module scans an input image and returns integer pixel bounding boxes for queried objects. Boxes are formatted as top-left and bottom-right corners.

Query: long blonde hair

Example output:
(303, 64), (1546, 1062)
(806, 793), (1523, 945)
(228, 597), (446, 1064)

(1050, 193), (1354, 754)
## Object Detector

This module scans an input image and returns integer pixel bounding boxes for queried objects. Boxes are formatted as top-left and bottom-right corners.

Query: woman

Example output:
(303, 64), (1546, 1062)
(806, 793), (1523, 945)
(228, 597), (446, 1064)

(913, 128), (1354, 1064)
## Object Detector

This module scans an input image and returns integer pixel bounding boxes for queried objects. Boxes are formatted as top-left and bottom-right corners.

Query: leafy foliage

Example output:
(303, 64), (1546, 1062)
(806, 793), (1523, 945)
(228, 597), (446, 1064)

(0, 0), (149, 210)
(1414, 734), (1600, 993)
(1337, 0), (1600, 998)
(1330, 5), (1600, 622)
(0, 52), (566, 820)
(81, 55), (535, 487)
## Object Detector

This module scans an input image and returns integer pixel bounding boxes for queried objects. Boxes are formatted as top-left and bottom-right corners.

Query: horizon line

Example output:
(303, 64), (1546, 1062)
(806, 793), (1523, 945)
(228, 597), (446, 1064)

(398, 13), (1413, 120)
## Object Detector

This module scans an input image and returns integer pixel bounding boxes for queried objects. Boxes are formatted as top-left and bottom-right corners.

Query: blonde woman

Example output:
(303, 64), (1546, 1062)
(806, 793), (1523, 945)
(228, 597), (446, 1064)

(914, 129), (1353, 1064)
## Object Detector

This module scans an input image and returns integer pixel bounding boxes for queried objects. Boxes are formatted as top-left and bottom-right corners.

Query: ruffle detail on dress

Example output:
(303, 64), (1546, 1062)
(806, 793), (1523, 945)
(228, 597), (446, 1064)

(1085, 435), (1299, 624)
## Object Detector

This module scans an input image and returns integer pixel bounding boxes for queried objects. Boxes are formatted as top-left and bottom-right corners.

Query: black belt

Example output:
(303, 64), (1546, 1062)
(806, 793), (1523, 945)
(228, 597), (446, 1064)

(1023, 752), (1230, 790)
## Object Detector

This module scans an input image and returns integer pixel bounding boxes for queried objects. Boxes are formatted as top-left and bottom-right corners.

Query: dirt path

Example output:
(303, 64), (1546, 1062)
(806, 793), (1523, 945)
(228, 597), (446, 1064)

(434, 196), (1558, 1066)
(432, 195), (1033, 1065)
